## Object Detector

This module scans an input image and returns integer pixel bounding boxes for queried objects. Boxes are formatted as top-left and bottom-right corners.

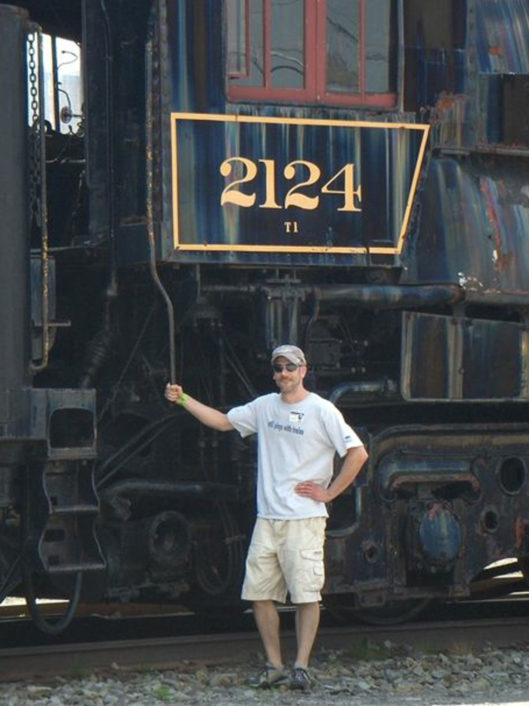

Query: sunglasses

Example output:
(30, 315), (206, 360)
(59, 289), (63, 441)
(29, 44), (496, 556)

(272, 362), (299, 373)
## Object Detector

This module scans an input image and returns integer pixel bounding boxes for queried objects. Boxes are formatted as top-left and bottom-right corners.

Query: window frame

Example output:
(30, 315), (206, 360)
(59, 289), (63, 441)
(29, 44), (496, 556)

(226, 0), (397, 108)
(226, 0), (251, 79)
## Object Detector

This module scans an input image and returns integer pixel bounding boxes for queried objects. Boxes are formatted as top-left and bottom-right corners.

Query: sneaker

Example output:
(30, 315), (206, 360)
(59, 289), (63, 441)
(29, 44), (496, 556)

(250, 663), (289, 689)
(289, 666), (313, 691)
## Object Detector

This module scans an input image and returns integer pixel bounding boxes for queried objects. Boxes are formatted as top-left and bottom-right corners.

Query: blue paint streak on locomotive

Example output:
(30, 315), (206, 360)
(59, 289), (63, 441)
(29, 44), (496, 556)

(475, 0), (529, 73)
(474, 1), (529, 147)
(408, 157), (529, 291)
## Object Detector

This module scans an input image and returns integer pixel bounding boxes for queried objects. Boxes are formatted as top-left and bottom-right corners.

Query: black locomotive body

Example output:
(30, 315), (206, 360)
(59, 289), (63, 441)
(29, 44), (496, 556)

(1, 0), (529, 631)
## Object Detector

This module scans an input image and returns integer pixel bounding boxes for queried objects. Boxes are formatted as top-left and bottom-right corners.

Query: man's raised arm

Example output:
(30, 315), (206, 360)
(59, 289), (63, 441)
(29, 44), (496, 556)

(165, 383), (234, 432)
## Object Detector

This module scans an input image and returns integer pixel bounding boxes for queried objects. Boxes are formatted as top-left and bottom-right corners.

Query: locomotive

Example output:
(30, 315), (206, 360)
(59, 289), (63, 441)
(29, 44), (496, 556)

(1, 0), (529, 634)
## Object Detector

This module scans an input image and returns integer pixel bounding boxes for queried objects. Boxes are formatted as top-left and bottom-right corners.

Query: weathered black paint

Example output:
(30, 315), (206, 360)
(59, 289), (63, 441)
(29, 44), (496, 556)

(0, 0), (528, 629)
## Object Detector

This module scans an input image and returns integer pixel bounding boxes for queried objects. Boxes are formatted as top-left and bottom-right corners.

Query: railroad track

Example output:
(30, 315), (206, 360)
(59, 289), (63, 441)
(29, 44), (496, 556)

(2, 605), (529, 682)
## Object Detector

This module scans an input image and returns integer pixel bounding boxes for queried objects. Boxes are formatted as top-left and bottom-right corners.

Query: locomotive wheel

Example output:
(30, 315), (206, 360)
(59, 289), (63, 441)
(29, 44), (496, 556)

(324, 596), (431, 626)
(193, 504), (245, 599)
(23, 567), (82, 635)
(0, 536), (23, 602)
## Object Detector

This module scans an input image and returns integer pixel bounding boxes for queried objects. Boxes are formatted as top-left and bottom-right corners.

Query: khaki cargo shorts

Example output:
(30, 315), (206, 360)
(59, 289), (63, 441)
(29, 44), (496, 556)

(241, 516), (326, 604)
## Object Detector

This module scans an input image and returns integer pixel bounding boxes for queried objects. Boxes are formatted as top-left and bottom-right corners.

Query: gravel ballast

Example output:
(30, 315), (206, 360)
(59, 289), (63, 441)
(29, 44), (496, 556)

(3, 639), (529, 705)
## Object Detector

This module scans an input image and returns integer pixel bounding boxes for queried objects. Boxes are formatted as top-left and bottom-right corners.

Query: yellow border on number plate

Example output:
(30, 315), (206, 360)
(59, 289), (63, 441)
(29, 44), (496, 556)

(170, 112), (430, 256)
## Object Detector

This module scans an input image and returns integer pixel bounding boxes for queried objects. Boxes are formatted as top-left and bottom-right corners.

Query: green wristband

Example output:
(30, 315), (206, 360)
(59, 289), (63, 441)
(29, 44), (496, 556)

(177, 392), (190, 407)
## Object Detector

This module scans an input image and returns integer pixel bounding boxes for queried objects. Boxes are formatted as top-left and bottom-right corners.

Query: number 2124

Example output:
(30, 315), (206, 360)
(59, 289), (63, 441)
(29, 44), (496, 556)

(220, 158), (362, 212)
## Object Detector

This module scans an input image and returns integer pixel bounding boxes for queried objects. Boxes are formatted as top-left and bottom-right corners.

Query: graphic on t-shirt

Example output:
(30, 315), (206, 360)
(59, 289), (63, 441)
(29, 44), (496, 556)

(267, 419), (304, 436)
(289, 411), (304, 424)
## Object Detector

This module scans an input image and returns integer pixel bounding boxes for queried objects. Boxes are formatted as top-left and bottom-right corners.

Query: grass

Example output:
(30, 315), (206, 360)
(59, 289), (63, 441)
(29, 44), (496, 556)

(152, 684), (174, 701)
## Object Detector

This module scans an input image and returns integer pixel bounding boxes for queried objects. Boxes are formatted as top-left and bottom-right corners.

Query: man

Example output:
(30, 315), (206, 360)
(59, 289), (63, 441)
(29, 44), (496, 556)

(165, 344), (368, 691)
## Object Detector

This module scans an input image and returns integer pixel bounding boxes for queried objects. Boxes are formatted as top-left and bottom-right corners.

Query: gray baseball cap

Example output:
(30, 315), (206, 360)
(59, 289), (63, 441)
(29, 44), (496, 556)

(271, 344), (307, 366)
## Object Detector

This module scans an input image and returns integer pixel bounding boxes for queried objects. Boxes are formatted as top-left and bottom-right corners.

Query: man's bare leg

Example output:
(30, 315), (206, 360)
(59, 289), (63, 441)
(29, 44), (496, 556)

(252, 600), (283, 667)
(294, 601), (320, 668)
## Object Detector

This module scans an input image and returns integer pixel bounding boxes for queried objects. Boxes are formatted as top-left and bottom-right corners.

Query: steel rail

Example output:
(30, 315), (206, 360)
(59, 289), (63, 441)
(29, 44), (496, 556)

(2, 614), (529, 682)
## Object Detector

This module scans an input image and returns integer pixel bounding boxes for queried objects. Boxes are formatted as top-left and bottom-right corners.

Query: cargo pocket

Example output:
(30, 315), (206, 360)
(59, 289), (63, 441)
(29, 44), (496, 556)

(299, 548), (325, 592)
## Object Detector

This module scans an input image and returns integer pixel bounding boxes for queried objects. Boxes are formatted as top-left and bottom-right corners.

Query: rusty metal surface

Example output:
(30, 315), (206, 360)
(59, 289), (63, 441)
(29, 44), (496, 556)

(405, 156), (529, 290)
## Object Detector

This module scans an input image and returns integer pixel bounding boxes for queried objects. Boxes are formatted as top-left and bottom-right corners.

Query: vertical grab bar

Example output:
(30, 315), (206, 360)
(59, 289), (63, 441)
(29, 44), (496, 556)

(28, 25), (50, 372)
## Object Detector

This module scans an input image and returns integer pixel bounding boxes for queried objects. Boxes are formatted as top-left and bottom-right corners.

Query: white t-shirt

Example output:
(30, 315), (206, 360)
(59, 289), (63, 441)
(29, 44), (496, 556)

(227, 392), (363, 519)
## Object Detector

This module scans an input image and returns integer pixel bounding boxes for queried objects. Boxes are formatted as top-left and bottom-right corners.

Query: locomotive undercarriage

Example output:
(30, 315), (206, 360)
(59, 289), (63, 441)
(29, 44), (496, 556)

(33, 263), (529, 623)
(2, 232), (526, 628)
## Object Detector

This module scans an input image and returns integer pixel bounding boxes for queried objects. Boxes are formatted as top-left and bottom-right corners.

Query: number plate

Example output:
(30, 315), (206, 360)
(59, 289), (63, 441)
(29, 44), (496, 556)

(171, 113), (429, 259)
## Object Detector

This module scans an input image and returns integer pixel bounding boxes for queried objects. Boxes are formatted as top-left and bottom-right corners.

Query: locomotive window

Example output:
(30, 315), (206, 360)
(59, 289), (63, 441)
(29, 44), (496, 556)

(32, 34), (82, 135)
(227, 0), (397, 107)
(326, 0), (360, 93)
(271, 0), (304, 89)
(227, 0), (304, 89)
